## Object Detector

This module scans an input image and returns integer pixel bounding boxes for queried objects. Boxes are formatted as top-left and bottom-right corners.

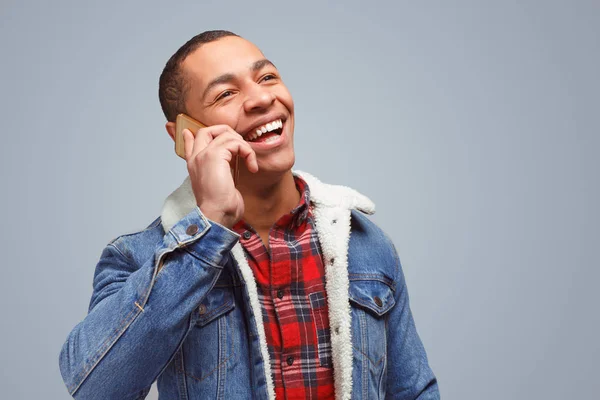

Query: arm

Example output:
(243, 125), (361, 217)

(58, 207), (239, 399)
(386, 247), (440, 399)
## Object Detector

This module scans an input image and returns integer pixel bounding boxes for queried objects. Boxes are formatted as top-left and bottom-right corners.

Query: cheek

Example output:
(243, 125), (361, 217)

(207, 106), (242, 129)
(278, 87), (294, 113)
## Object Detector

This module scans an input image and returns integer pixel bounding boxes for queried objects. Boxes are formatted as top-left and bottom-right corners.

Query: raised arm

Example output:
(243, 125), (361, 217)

(59, 208), (239, 399)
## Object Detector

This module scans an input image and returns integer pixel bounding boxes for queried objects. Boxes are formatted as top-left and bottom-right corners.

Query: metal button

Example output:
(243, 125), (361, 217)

(334, 326), (340, 335)
(286, 356), (294, 366)
(330, 258), (335, 265)
(243, 231), (252, 240)
(186, 224), (199, 236)
(277, 289), (284, 299)
(374, 296), (383, 307)
(198, 304), (207, 315)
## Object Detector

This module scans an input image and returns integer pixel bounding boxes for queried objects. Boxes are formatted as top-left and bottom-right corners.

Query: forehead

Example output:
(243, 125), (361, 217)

(182, 36), (266, 87)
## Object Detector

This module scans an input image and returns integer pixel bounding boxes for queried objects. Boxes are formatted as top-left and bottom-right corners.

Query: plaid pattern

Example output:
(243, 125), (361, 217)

(233, 175), (335, 399)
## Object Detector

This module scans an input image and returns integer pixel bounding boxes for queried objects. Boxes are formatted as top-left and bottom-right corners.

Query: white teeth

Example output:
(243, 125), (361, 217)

(246, 119), (283, 141)
(264, 135), (279, 143)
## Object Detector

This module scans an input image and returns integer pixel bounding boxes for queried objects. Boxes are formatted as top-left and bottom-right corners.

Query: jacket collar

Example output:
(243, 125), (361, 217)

(160, 170), (375, 233)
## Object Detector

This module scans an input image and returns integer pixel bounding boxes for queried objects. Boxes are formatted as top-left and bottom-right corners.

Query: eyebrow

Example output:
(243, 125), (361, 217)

(201, 59), (276, 101)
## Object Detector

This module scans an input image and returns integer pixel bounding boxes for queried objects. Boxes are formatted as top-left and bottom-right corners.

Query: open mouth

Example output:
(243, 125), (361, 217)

(244, 118), (284, 143)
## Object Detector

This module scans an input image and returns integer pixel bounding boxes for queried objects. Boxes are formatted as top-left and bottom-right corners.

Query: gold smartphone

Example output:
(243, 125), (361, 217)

(175, 113), (240, 186)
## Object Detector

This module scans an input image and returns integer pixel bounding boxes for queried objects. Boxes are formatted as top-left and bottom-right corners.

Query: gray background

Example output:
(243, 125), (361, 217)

(1, 0), (598, 399)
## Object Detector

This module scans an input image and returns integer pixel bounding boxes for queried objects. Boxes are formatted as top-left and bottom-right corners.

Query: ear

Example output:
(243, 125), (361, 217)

(165, 121), (176, 142)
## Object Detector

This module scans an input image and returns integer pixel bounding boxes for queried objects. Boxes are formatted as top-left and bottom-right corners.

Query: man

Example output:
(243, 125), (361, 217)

(59, 30), (439, 399)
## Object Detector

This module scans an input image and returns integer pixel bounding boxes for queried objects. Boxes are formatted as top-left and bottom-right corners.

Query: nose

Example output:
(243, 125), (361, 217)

(243, 83), (276, 113)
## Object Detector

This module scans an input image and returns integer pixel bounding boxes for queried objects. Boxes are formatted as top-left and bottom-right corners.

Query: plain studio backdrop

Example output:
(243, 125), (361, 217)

(1, 1), (598, 399)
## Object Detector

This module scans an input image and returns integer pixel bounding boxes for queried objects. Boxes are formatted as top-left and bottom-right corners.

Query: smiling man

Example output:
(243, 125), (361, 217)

(59, 31), (439, 399)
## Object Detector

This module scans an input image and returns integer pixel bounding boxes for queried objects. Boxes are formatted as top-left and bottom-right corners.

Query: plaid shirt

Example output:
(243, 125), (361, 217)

(233, 175), (335, 399)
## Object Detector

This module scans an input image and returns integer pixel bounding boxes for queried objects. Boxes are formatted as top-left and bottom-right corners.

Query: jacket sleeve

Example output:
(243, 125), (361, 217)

(58, 207), (240, 399)
(386, 245), (440, 399)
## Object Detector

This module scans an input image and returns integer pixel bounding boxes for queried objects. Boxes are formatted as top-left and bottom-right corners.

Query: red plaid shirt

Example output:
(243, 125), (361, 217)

(233, 175), (335, 399)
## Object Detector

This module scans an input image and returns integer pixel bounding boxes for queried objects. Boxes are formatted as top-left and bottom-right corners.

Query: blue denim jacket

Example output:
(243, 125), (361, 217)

(59, 171), (439, 399)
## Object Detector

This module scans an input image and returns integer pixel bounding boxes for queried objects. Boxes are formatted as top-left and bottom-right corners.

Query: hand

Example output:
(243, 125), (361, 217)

(183, 125), (258, 228)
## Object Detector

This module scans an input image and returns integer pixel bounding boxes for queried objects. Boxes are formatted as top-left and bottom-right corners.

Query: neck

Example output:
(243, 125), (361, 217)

(236, 170), (300, 231)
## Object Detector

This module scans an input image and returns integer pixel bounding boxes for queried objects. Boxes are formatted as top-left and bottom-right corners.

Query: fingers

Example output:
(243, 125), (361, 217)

(223, 140), (258, 173)
(185, 125), (258, 172)
(209, 134), (258, 173)
(187, 125), (240, 161)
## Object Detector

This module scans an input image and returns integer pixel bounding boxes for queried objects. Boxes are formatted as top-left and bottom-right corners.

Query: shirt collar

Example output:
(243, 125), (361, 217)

(289, 174), (311, 227)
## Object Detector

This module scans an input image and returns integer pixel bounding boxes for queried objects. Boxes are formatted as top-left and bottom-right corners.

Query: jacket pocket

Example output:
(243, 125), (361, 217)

(179, 286), (236, 384)
(348, 276), (395, 368)
(195, 287), (235, 327)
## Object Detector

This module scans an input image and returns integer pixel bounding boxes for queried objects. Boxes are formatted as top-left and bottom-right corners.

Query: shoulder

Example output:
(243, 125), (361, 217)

(348, 210), (399, 283)
(349, 209), (392, 247)
(108, 216), (165, 265)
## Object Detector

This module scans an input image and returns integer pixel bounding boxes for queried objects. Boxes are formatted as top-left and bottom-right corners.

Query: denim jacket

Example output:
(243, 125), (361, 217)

(59, 171), (439, 399)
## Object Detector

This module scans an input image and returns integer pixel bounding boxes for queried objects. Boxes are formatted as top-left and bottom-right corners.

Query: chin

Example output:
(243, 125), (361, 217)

(257, 148), (295, 174)
(257, 161), (295, 176)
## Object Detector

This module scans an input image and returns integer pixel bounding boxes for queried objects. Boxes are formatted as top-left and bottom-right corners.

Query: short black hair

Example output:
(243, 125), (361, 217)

(158, 30), (239, 122)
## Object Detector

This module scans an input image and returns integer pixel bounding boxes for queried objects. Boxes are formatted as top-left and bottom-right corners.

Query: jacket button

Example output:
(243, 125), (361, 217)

(374, 296), (383, 307)
(277, 289), (284, 299)
(198, 304), (207, 315)
(186, 224), (199, 236)
(243, 231), (252, 240)
(286, 356), (294, 366)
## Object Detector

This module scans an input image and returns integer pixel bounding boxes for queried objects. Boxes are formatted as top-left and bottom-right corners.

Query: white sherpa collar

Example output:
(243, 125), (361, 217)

(160, 170), (375, 233)
(159, 170), (375, 400)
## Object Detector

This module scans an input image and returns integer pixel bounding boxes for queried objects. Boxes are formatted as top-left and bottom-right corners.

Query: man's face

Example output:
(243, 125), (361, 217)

(176, 36), (295, 177)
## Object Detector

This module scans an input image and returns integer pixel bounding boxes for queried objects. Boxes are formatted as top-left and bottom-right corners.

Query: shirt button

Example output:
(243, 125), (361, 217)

(186, 224), (199, 236)
(243, 231), (252, 240)
(286, 356), (294, 366)
(198, 304), (207, 315)
(277, 289), (284, 299)
(374, 296), (383, 307)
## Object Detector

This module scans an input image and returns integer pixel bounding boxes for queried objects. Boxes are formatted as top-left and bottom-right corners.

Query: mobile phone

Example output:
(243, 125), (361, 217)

(175, 113), (240, 186)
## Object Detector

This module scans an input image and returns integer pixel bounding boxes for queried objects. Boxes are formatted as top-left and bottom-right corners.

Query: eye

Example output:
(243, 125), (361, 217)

(216, 90), (234, 101)
(260, 73), (278, 83)
(214, 90), (235, 103)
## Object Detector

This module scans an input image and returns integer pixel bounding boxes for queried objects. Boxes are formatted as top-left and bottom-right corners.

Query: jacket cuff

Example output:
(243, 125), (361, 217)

(165, 206), (240, 266)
